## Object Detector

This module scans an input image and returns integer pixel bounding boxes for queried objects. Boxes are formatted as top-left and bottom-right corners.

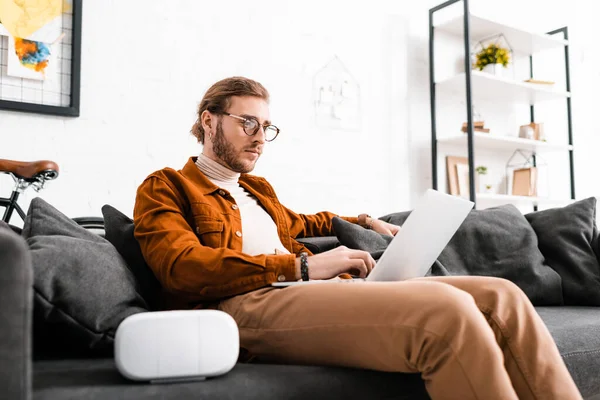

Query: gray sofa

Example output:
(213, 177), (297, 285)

(2, 227), (600, 400)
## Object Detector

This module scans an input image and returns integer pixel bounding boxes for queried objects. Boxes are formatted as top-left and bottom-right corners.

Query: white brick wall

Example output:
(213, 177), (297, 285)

(0, 0), (598, 227)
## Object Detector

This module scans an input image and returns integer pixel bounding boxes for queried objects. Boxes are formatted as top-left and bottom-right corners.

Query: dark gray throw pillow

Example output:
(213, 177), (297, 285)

(102, 204), (161, 311)
(335, 204), (564, 306)
(22, 198), (148, 358)
(332, 217), (393, 260)
(525, 197), (600, 306)
(296, 236), (341, 254)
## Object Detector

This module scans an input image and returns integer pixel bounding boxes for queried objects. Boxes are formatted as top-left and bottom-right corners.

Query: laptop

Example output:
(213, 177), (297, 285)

(271, 189), (474, 287)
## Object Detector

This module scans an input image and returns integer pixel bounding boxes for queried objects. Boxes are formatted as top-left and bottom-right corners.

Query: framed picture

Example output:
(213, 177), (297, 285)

(512, 167), (538, 197)
(446, 156), (469, 196)
(0, 0), (82, 117)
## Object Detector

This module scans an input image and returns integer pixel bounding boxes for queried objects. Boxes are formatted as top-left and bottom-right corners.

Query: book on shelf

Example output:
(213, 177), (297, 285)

(461, 121), (490, 133)
(523, 78), (555, 86)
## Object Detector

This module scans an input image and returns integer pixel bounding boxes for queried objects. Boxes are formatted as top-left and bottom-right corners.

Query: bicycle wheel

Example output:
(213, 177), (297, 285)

(73, 216), (105, 236)
(72, 216), (104, 230)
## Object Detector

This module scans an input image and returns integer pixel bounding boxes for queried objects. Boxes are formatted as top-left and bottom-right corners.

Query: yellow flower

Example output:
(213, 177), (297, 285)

(475, 43), (510, 69)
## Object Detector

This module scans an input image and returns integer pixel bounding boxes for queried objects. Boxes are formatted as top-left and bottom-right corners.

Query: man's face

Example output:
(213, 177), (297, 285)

(207, 96), (270, 173)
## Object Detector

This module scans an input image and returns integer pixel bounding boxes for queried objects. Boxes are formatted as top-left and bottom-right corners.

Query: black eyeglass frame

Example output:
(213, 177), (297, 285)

(222, 112), (280, 142)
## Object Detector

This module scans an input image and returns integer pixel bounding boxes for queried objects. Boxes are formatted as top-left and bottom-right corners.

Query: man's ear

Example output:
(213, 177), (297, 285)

(201, 110), (212, 131)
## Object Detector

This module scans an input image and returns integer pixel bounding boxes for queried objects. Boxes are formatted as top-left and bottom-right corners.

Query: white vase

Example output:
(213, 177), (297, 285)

(482, 63), (507, 78)
(477, 177), (493, 194)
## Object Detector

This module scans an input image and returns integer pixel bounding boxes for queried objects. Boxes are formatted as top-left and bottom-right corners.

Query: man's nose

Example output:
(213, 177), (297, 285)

(253, 126), (266, 143)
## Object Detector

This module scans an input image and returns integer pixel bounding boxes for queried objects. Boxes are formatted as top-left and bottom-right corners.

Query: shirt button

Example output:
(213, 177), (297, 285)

(218, 189), (226, 196)
(232, 204), (238, 210)
(235, 231), (242, 237)
(196, 227), (200, 234)
(277, 275), (286, 282)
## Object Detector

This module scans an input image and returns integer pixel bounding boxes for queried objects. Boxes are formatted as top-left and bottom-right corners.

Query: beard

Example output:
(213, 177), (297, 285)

(212, 120), (258, 173)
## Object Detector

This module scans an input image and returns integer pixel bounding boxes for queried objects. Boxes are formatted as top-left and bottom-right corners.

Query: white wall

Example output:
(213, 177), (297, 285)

(0, 0), (410, 226)
(1, 0), (598, 227)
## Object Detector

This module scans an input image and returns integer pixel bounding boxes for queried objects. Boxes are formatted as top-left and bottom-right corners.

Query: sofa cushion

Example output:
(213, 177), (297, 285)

(31, 311), (600, 400)
(22, 198), (148, 358)
(344, 205), (563, 306)
(101, 205), (161, 310)
(536, 306), (600, 399)
(525, 198), (600, 306)
(32, 359), (428, 400)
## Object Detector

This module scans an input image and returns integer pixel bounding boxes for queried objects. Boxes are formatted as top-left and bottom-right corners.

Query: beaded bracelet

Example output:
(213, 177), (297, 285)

(300, 252), (309, 281)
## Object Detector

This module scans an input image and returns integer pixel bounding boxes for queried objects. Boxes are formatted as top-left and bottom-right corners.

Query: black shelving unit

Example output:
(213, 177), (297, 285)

(429, 0), (575, 210)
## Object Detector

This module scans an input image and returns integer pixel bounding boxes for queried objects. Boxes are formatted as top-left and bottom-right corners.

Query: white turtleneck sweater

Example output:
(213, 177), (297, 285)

(195, 154), (290, 256)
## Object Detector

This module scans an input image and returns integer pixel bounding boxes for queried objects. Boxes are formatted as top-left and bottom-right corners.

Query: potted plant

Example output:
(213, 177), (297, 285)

(474, 44), (510, 76)
(472, 34), (513, 78)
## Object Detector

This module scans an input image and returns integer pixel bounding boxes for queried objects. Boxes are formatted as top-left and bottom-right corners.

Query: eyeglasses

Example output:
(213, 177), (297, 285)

(222, 112), (280, 142)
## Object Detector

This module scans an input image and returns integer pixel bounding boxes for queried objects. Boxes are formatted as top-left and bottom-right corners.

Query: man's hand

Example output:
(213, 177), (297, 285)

(371, 219), (401, 236)
(295, 246), (376, 280)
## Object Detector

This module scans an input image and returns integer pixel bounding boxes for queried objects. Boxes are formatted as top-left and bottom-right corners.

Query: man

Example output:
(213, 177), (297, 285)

(134, 77), (582, 400)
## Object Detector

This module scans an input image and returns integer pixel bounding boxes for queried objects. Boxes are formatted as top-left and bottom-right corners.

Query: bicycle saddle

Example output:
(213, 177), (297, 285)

(0, 159), (59, 181)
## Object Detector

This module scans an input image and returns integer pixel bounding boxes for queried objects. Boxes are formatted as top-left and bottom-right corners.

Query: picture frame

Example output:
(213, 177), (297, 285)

(0, 0), (82, 117)
(512, 167), (538, 197)
(446, 156), (469, 196)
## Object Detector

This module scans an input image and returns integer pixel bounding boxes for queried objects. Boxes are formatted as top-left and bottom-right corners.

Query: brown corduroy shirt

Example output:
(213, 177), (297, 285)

(133, 157), (358, 309)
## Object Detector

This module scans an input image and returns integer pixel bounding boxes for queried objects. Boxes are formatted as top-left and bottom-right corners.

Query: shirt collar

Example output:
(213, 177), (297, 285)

(181, 157), (256, 195)
(181, 157), (221, 195)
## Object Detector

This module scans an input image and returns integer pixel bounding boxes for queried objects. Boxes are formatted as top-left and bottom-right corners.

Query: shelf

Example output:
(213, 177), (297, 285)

(436, 71), (570, 105)
(437, 132), (573, 153)
(430, 2), (574, 212)
(435, 13), (568, 54)
(475, 193), (574, 207)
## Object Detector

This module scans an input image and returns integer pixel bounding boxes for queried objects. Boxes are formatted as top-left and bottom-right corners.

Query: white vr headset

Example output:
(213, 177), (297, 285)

(115, 310), (239, 383)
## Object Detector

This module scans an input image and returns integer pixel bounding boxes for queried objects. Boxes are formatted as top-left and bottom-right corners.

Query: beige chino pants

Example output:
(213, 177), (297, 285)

(217, 276), (582, 400)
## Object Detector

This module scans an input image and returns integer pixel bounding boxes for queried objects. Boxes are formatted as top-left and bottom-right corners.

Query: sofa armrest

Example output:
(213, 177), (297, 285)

(0, 224), (33, 400)
(297, 236), (340, 254)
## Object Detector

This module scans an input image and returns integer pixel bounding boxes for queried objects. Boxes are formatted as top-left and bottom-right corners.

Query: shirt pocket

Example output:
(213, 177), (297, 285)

(194, 217), (224, 248)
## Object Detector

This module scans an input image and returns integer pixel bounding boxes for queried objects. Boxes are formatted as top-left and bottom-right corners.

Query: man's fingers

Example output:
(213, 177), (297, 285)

(390, 224), (401, 235)
(365, 255), (375, 273)
(348, 258), (368, 278)
(353, 251), (376, 275)
(339, 248), (376, 275)
(351, 249), (376, 269)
